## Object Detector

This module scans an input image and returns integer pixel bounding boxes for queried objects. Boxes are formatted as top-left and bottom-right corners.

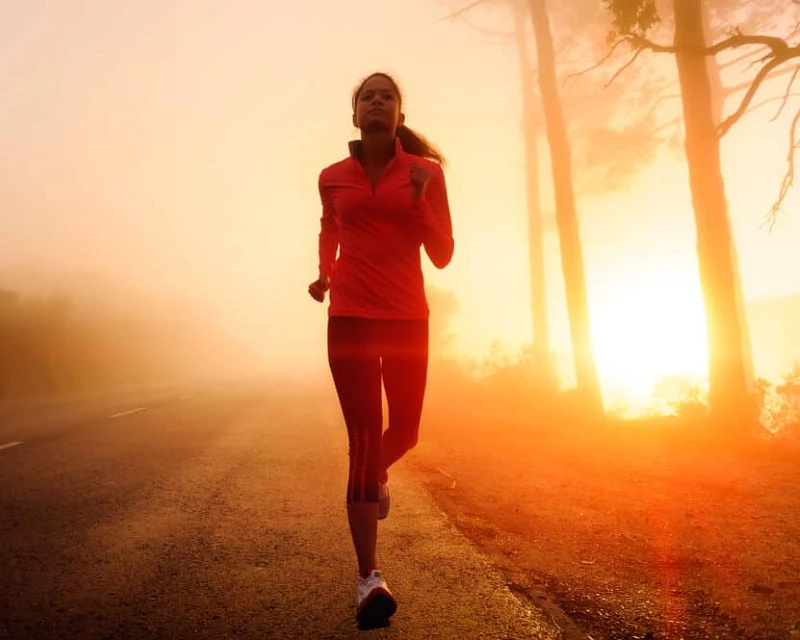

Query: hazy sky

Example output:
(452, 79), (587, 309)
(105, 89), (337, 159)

(1, 0), (798, 407)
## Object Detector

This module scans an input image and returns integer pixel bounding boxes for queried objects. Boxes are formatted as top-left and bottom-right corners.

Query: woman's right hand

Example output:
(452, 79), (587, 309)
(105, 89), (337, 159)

(308, 275), (330, 303)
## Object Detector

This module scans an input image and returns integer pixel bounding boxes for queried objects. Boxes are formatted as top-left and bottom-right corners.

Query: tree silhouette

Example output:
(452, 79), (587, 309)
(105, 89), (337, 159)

(601, 0), (800, 430)
(445, 0), (604, 413)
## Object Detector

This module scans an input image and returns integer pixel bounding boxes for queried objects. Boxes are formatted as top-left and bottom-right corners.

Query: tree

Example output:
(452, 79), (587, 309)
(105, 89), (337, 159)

(658, 0), (794, 393)
(526, 0), (603, 413)
(447, 0), (605, 412)
(674, 0), (752, 428)
(512, 0), (551, 364)
(584, 0), (796, 397)
(603, 0), (800, 430)
(700, 2), (755, 391)
(444, 0), (553, 363)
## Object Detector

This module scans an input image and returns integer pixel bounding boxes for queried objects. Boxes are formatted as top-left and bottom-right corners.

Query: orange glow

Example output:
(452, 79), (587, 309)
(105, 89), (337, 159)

(591, 268), (708, 412)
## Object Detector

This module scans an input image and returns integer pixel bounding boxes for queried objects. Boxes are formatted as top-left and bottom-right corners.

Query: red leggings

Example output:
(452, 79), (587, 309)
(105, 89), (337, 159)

(327, 316), (428, 504)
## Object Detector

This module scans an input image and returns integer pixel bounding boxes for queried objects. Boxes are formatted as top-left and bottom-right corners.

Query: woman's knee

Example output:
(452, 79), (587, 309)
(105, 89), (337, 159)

(347, 427), (382, 503)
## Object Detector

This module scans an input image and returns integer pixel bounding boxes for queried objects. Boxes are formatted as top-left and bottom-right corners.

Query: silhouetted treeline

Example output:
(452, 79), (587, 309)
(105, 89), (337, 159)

(0, 287), (251, 399)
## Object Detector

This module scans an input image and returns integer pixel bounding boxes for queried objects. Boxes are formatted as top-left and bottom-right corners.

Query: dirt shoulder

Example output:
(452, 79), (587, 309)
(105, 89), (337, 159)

(409, 402), (800, 640)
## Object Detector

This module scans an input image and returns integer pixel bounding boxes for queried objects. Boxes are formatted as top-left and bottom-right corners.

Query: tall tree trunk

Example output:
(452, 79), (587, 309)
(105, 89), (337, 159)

(673, 0), (755, 430)
(513, 0), (550, 361)
(527, 0), (603, 413)
(700, 1), (756, 392)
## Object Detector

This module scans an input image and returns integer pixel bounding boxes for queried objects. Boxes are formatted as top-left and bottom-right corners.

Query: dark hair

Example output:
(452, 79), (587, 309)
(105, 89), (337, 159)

(352, 72), (445, 166)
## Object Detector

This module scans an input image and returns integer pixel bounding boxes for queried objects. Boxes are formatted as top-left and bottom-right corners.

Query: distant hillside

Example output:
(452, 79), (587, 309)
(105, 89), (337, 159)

(746, 293), (800, 382)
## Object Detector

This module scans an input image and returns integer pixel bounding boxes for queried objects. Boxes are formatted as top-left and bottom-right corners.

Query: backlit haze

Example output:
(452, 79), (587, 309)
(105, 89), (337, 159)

(2, 0), (799, 413)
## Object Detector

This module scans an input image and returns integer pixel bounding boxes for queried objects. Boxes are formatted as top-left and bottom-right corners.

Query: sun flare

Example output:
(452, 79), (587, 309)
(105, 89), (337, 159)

(591, 269), (709, 412)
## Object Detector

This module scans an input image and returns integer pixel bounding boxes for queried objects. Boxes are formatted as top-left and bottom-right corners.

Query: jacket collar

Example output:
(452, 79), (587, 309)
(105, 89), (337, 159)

(348, 136), (403, 159)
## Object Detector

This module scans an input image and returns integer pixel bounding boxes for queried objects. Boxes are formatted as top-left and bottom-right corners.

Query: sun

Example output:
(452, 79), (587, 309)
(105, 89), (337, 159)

(589, 268), (709, 413)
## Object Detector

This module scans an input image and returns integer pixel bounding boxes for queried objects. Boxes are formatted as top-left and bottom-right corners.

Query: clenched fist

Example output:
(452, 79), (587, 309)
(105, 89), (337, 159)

(410, 164), (430, 200)
(308, 275), (330, 303)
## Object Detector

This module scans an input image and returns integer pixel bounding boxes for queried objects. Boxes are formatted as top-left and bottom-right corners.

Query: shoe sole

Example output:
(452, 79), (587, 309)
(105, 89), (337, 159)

(356, 589), (397, 628)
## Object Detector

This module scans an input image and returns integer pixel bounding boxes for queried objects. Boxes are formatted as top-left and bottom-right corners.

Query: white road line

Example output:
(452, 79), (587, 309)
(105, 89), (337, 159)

(109, 407), (147, 419)
(0, 441), (23, 451)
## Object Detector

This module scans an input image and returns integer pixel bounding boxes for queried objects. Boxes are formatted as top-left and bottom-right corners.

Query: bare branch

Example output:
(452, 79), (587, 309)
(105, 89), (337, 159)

(719, 57), (787, 136)
(624, 34), (681, 54)
(604, 48), (644, 87)
(651, 116), (683, 138)
(441, 0), (490, 21)
(440, 0), (518, 40)
(724, 65), (800, 97)
(706, 33), (794, 56)
(581, 32), (797, 102)
(746, 51), (774, 71)
(742, 93), (800, 119)
(625, 32), (796, 58)
(771, 67), (800, 122)
(718, 47), (768, 71)
(584, 33), (799, 119)
(765, 108), (800, 230)
(563, 39), (628, 86)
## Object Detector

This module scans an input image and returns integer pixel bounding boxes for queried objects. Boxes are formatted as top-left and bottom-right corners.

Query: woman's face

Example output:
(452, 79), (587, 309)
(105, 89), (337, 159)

(353, 75), (405, 135)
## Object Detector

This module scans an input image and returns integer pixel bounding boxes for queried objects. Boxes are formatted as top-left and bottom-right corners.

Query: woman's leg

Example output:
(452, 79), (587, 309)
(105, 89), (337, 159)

(327, 317), (383, 577)
(380, 320), (429, 483)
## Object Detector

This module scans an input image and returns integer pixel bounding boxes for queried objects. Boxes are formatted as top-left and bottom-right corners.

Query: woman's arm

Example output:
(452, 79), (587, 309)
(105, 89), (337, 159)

(318, 171), (339, 279)
(414, 164), (454, 269)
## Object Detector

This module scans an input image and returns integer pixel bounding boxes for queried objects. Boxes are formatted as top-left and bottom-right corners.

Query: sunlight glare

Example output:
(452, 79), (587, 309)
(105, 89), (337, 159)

(591, 269), (708, 412)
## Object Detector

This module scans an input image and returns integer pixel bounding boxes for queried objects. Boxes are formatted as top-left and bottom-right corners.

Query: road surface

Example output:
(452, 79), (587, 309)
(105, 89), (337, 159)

(0, 381), (560, 639)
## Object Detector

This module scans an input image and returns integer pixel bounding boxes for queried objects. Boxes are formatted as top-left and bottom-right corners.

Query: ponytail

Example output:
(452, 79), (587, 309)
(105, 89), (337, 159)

(396, 124), (446, 166)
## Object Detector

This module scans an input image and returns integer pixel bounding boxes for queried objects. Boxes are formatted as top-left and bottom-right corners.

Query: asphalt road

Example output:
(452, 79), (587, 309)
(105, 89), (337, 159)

(0, 381), (559, 639)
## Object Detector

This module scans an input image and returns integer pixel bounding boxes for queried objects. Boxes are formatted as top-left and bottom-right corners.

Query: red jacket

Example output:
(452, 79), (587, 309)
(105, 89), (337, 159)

(317, 138), (454, 320)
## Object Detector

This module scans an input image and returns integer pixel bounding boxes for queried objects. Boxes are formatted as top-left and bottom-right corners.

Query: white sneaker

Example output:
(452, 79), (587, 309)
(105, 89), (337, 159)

(355, 569), (397, 626)
(378, 482), (390, 520)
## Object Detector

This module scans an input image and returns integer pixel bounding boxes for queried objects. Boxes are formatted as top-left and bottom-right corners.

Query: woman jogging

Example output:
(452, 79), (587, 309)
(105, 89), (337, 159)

(308, 71), (454, 628)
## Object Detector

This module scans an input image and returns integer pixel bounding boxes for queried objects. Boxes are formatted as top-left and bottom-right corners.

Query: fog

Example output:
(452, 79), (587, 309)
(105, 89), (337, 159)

(2, 0), (799, 410)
